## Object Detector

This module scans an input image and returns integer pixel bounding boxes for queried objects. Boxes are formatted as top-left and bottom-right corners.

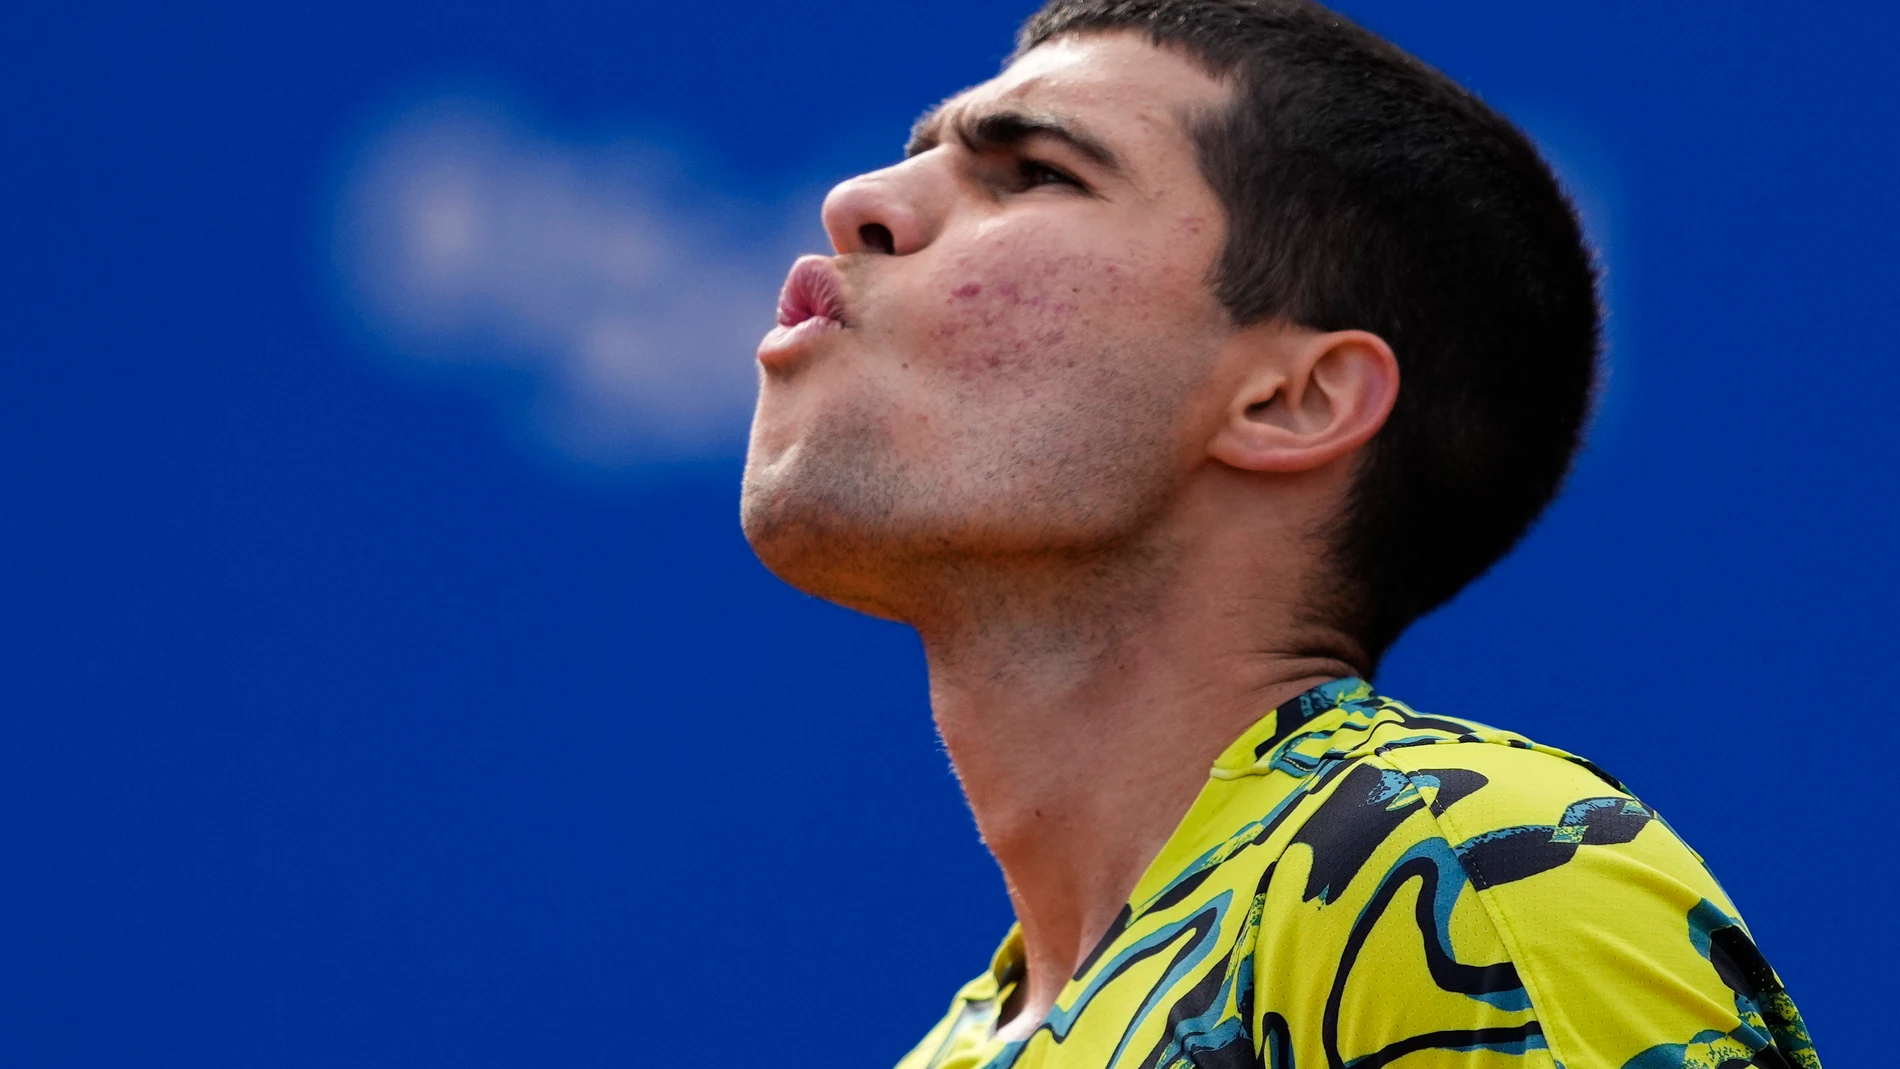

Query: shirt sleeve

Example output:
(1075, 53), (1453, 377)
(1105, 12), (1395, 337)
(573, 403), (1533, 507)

(1357, 741), (1819, 1069)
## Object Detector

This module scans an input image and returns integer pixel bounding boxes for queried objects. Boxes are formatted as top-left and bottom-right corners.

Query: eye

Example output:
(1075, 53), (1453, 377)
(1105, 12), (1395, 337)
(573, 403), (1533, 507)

(1016, 159), (1081, 190)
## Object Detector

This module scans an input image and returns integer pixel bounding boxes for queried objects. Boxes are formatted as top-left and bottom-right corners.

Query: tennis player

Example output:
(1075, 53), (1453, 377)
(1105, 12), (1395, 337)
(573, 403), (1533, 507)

(741, 2), (1817, 1066)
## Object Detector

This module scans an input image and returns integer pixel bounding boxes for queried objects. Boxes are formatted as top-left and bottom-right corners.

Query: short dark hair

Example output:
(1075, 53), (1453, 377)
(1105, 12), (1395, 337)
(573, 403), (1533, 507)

(1017, 0), (1601, 673)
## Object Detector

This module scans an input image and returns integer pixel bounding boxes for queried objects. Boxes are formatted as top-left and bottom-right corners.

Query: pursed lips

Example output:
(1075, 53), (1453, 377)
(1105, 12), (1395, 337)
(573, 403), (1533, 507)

(758, 255), (849, 369)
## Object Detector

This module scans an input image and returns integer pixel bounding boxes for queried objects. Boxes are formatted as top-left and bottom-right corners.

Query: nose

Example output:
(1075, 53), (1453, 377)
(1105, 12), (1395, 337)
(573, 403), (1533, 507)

(821, 160), (942, 258)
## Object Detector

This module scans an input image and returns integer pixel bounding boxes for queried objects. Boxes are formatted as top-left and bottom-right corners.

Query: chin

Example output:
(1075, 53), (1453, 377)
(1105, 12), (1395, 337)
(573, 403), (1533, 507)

(740, 524), (909, 624)
(738, 449), (908, 620)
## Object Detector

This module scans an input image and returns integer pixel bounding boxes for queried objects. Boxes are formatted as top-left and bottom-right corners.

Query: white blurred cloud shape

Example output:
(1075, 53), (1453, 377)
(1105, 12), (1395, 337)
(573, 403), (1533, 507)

(332, 95), (820, 466)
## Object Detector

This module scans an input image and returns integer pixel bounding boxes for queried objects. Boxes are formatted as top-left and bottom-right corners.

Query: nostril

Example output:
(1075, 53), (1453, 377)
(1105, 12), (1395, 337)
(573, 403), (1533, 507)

(859, 223), (896, 255)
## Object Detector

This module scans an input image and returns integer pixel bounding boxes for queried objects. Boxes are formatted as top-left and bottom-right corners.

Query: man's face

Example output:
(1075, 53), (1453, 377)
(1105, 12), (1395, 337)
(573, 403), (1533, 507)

(741, 33), (1235, 614)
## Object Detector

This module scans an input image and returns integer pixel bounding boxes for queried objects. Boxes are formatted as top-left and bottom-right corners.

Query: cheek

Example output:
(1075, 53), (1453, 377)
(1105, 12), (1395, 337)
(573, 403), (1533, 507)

(878, 227), (1224, 481)
(921, 248), (1133, 384)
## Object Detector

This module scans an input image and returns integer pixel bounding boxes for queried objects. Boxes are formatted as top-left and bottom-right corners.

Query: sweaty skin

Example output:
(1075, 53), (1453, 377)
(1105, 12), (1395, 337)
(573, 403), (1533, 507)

(741, 32), (1398, 1041)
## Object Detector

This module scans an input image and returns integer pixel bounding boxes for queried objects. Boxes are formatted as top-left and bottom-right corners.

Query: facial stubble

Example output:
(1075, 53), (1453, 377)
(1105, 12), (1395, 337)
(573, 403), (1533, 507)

(740, 328), (1207, 628)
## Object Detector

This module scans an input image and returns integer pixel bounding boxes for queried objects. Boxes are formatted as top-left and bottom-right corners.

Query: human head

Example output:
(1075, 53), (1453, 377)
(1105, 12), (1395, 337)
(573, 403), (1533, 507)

(741, 0), (1598, 673)
(1014, 0), (1600, 669)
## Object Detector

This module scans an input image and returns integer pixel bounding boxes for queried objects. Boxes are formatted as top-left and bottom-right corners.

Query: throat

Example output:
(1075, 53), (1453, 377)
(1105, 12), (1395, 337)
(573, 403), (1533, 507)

(909, 535), (1362, 1041)
(931, 674), (1227, 1043)
(928, 641), (1355, 1041)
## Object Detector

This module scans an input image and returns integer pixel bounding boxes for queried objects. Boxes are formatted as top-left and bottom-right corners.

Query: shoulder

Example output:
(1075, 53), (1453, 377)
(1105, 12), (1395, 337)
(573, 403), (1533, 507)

(1295, 689), (1713, 917)
(1271, 690), (1818, 1069)
(1365, 706), (1677, 886)
(1330, 689), (1631, 795)
(1266, 689), (1659, 881)
(1289, 691), (1656, 864)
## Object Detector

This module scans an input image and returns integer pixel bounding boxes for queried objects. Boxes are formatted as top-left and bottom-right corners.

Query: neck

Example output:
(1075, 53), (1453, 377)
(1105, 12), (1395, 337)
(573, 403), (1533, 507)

(908, 493), (1357, 1040)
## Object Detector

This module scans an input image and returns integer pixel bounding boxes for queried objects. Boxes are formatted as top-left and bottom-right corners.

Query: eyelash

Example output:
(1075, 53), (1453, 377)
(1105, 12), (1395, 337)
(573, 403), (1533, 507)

(1016, 158), (1082, 190)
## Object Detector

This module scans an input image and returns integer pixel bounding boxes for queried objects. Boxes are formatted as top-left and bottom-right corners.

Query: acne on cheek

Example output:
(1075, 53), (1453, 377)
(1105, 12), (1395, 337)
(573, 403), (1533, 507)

(931, 255), (1129, 380)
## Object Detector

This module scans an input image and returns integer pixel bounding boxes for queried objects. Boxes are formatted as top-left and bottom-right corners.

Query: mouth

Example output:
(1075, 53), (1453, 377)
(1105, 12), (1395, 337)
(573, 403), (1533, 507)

(758, 255), (848, 369)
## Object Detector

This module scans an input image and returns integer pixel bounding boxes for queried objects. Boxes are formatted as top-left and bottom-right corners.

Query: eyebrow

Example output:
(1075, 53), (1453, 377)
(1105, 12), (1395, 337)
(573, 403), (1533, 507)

(905, 103), (1125, 176)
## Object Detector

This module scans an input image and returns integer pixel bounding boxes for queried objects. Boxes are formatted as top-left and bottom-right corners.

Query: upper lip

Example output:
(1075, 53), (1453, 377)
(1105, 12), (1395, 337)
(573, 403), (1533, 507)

(777, 255), (850, 328)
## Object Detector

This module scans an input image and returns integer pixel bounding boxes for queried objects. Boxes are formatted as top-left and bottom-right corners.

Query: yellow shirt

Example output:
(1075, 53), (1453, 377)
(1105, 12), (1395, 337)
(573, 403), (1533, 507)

(895, 678), (1817, 1069)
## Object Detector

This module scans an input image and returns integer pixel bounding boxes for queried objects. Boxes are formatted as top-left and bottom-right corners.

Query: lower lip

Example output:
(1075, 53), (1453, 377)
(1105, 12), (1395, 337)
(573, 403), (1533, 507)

(757, 315), (843, 369)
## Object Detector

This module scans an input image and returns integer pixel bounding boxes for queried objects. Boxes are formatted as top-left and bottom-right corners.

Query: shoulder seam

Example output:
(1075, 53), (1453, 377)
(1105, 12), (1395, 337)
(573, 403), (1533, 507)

(1373, 728), (1632, 796)
(1366, 749), (1570, 1069)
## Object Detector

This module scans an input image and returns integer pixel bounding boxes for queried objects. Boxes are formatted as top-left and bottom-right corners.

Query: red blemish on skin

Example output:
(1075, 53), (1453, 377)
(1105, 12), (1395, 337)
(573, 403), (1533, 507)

(953, 282), (982, 299)
(955, 347), (1007, 379)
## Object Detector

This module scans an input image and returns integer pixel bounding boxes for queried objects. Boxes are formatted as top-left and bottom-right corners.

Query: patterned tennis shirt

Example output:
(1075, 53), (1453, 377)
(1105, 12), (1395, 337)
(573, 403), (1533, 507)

(896, 678), (1817, 1069)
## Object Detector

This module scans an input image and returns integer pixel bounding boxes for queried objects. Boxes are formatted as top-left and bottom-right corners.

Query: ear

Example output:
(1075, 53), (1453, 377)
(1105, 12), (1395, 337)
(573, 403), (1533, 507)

(1207, 326), (1399, 474)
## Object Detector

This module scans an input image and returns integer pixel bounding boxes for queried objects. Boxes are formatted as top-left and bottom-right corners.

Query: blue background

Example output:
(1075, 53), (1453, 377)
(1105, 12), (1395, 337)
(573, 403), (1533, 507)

(1, 1), (1888, 1064)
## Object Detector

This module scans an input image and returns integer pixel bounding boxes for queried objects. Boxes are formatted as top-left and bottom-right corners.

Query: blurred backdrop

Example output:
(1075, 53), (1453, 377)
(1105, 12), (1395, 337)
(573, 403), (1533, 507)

(1, 1), (1890, 1065)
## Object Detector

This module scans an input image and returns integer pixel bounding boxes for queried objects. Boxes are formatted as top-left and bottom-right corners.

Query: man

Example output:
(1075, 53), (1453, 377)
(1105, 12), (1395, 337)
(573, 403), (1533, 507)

(740, 1), (1817, 1067)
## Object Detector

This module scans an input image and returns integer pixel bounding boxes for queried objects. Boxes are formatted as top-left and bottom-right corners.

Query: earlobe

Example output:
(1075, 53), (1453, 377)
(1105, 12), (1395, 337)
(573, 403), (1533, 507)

(1208, 328), (1399, 474)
